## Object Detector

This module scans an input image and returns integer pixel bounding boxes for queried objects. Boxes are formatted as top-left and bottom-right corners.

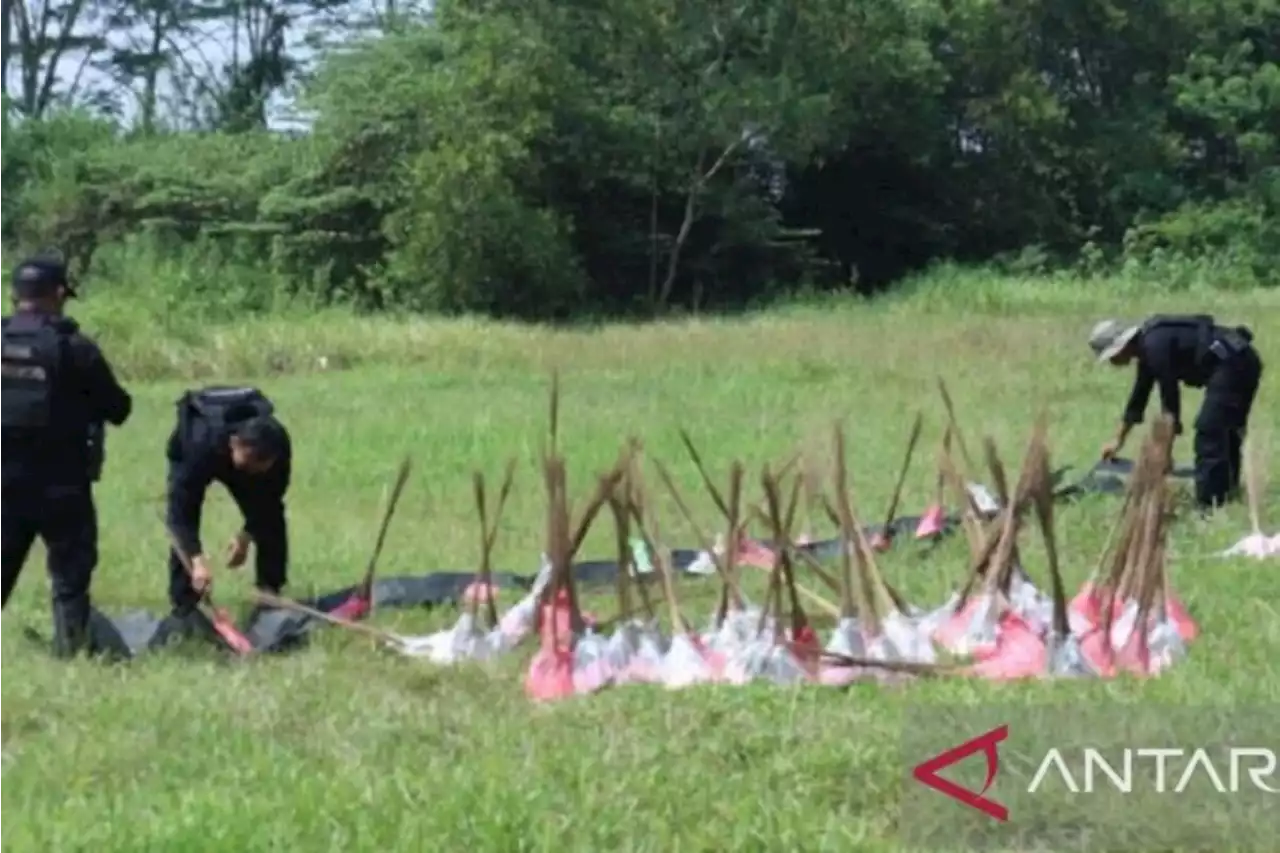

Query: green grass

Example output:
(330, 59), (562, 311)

(3, 273), (1279, 852)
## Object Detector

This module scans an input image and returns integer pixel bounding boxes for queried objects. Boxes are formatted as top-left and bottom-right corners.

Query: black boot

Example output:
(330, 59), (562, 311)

(51, 598), (90, 659)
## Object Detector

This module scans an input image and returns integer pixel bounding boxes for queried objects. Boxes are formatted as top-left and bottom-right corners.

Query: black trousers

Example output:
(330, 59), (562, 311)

(167, 468), (288, 612)
(1, 480), (98, 657)
(1193, 348), (1263, 508)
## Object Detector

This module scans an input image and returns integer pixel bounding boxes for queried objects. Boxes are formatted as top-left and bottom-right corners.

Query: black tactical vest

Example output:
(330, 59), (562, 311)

(1143, 313), (1253, 369)
(1, 319), (63, 433)
(1141, 313), (1214, 345)
(177, 386), (274, 445)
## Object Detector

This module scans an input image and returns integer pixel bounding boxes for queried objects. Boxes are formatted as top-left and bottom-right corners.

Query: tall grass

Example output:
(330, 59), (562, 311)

(4, 240), (1274, 382)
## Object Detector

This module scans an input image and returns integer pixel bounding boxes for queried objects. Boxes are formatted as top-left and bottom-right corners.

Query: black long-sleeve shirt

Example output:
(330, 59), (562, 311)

(66, 328), (131, 430)
(1122, 316), (1217, 434)
(165, 422), (292, 561)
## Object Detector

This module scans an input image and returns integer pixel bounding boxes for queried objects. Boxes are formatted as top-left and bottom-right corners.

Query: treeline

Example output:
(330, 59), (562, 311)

(3, 0), (1278, 319)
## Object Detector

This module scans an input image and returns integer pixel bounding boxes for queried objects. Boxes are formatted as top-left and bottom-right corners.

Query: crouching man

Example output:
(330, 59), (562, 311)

(165, 386), (292, 615)
(1089, 314), (1262, 510)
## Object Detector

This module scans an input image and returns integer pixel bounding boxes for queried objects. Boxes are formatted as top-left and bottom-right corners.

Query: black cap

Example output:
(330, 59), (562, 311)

(12, 256), (77, 299)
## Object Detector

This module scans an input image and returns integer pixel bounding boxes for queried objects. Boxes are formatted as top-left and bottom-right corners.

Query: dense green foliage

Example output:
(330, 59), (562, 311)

(3, 0), (1278, 318)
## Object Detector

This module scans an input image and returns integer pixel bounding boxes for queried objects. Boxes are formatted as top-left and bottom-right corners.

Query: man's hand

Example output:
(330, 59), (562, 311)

(1101, 422), (1131, 463)
(190, 555), (213, 594)
(225, 531), (252, 569)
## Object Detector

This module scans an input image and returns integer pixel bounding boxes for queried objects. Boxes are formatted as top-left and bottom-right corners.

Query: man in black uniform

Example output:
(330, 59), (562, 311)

(165, 386), (292, 614)
(2, 255), (132, 656)
(1089, 315), (1264, 509)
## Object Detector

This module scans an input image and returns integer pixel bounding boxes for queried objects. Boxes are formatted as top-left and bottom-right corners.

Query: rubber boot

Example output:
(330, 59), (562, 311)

(51, 598), (90, 659)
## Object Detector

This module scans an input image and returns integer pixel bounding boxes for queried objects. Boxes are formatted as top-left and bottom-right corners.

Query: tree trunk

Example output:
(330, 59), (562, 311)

(1, 0), (12, 99)
(657, 137), (744, 309)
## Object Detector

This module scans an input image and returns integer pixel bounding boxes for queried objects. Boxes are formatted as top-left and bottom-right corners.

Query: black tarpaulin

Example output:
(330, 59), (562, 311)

(1054, 456), (1195, 501)
(22, 468), (1138, 661)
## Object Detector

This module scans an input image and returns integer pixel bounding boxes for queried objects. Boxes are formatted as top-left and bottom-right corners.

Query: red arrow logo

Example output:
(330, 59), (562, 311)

(911, 724), (1010, 821)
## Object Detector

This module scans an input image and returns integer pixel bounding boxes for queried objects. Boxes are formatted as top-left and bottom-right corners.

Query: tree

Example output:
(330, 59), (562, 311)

(4, 0), (110, 117)
(96, 0), (230, 131)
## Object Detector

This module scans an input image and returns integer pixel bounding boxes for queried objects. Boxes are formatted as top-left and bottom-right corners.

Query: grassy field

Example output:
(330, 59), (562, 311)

(3, 272), (1279, 851)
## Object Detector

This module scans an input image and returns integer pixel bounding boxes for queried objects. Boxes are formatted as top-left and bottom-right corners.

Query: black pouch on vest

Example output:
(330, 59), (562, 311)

(1209, 325), (1253, 361)
(86, 421), (105, 482)
(1, 323), (63, 433)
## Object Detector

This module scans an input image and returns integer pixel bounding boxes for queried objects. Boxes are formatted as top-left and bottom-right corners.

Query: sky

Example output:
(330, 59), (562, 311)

(5, 0), (427, 130)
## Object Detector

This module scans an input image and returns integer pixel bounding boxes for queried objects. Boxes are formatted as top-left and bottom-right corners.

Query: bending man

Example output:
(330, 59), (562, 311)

(165, 386), (292, 614)
(2, 255), (132, 655)
(1089, 314), (1263, 509)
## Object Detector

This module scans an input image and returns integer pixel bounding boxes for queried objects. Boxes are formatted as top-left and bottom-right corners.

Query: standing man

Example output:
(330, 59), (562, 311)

(165, 386), (292, 615)
(2, 255), (132, 656)
(1089, 314), (1263, 509)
